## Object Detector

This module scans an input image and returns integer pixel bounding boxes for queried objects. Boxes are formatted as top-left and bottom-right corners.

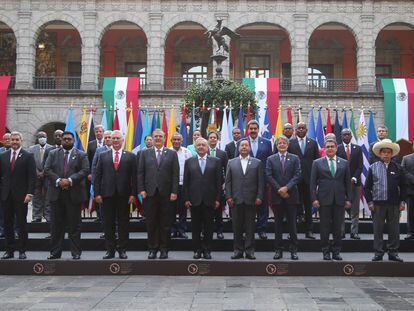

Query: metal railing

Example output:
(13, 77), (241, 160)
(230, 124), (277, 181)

(307, 78), (358, 93)
(231, 77), (292, 92)
(163, 77), (208, 91)
(98, 77), (148, 91)
(33, 76), (81, 90)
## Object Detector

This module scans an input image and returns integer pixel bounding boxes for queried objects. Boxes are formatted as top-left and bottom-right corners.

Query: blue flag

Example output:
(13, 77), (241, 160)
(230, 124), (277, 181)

(262, 109), (272, 140)
(316, 109), (325, 148)
(368, 111), (377, 145)
(237, 107), (244, 138)
(180, 113), (188, 147)
(308, 108), (316, 140)
(140, 111), (150, 147)
(333, 110), (342, 144)
(101, 108), (108, 131)
(150, 112), (157, 134)
(65, 108), (79, 148)
(342, 110), (348, 129)
(133, 109), (143, 148)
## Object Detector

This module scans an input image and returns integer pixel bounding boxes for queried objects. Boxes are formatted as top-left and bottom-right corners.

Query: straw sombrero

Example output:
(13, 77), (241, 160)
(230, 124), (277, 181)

(372, 139), (400, 157)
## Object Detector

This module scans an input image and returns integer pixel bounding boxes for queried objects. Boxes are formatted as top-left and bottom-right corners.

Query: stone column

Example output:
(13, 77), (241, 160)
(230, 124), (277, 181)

(146, 12), (164, 90)
(81, 11), (99, 90)
(214, 12), (230, 79)
(291, 13), (308, 92)
(357, 14), (376, 92)
(15, 11), (34, 89)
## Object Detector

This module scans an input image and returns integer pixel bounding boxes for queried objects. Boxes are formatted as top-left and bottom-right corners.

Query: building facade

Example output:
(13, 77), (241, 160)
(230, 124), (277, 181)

(1, 0), (413, 144)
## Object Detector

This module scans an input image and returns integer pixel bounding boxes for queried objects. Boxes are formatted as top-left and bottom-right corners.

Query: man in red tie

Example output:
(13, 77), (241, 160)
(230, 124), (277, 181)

(94, 130), (137, 259)
(0, 132), (36, 260)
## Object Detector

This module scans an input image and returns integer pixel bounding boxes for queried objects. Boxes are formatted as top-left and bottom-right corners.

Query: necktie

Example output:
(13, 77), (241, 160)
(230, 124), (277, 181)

(251, 140), (258, 157)
(10, 151), (16, 173)
(210, 149), (216, 157)
(346, 144), (351, 161)
(200, 158), (206, 174)
(156, 149), (161, 166)
(329, 158), (335, 177)
(63, 151), (69, 177)
(40, 147), (44, 162)
(114, 151), (119, 170)
(281, 154), (285, 173)
(300, 138), (306, 155)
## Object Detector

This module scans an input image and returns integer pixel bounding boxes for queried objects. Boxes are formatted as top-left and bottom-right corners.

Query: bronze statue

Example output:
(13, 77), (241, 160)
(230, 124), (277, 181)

(205, 19), (240, 53)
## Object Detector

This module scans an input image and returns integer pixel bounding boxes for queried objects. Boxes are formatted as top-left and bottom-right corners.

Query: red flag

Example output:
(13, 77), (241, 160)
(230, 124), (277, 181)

(0, 76), (11, 137)
(326, 108), (333, 134)
(287, 106), (293, 124)
(245, 105), (251, 136)
(126, 77), (140, 121)
(162, 110), (168, 146)
(113, 109), (120, 131)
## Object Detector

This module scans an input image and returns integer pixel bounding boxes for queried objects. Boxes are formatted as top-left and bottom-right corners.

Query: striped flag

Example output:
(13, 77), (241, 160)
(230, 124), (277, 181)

(315, 109), (325, 149)
(381, 78), (414, 141)
(349, 109), (357, 144)
(0, 76), (11, 138)
(78, 107), (88, 151)
(220, 108), (231, 150)
(166, 107), (176, 148)
(125, 108), (134, 152)
(133, 109), (143, 149)
(162, 110), (168, 145)
(140, 111), (150, 147)
(356, 110), (371, 215)
(262, 108), (272, 140)
(245, 105), (251, 136)
(180, 106), (188, 147)
(286, 106), (293, 124)
(64, 108), (78, 148)
(274, 106), (283, 138)
(227, 107), (234, 135)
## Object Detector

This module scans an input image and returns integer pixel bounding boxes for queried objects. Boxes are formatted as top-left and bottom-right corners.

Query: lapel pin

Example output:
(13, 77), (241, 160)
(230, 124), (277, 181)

(18, 154), (22, 158)
(391, 171), (395, 175)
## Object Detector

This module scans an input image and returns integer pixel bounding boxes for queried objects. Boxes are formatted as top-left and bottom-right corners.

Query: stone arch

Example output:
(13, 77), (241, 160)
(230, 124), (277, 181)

(230, 14), (294, 45)
(96, 14), (149, 44)
(0, 14), (18, 36)
(373, 17), (414, 42)
(37, 121), (65, 145)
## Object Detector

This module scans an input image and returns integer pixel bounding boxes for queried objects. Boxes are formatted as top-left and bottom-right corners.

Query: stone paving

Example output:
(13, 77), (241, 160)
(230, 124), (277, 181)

(0, 275), (414, 310)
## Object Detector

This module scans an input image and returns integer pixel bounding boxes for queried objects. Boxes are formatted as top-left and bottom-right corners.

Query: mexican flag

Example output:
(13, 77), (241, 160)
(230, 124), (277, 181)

(242, 78), (279, 135)
(381, 78), (414, 141)
(102, 77), (140, 134)
(0, 76), (11, 137)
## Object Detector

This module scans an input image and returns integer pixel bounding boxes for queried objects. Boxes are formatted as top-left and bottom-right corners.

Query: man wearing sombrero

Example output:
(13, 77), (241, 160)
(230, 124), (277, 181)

(365, 139), (406, 262)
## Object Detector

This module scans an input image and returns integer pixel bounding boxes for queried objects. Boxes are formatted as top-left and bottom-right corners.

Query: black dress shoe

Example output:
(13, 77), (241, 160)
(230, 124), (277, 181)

(72, 254), (81, 260)
(178, 232), (188, 239)
(245, 253), (256, 260)
(217, 232), (224, 240)
(372, 254), (383, 261)
(231, 252), (243, 259)
(203, 251), (212, 259)
(305, 232), (315, 239)
(258, 232), (268, 240)
(1, 252), (14, 259)
(291, 252), (299, 260)
(44, 234), (52, 239)
(19, 252), (27, 260)
(170, 232), (178, 238)
(148, 251), (157, 260)
(323, 253), (331, 260)
(388, 254), (403, 262)
(103, 251), (115, 259)
(332, 253), (343, 261)
(99, 233), (105, 239)
(47, 254), (61, 260)
(273, 250), (283, 260)
(350, 233), (361, 240)
(405, 234), (414, 240)
(159, 250), (168, 259)
(119, 251), (128, 259)
(193, 251), (202, 259)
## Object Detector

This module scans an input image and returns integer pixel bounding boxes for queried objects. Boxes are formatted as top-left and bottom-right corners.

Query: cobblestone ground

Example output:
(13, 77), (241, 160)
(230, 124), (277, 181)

(0, 275), (413, 310)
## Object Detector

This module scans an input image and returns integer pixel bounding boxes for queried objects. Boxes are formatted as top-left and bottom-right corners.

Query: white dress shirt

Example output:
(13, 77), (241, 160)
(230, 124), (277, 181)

(240, 155), (249, 174)
(10, 147), (21, 162)
(112, 147), (123, 162)
(171, 146), (192, 185)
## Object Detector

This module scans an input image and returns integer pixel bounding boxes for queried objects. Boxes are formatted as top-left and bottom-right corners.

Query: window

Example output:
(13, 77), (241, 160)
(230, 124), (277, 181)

(244, 55), (270, 78)
(125, 62), (147, 85)
(182, 64), (207, 83)
(375, 65), (392, 78)
(308, 65), (333, 89)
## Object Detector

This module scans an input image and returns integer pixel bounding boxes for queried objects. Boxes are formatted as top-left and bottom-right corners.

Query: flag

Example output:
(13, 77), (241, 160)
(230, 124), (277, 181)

(112, 108), (120, 131)
(162, 110), (168, 144)
(297, 108), (303, 124)
(333, 109), (342, 144)
(381, 78), (414, 141)
(140, 111), (150, 147)
(308, 107), (316, 140)
(78, 107), (88, 151)
(207, 106), (218, 133)
(242, 78), (279, 134)
(325, 108), (333, 134)
(287, 106), (293, 124)
(102, 77), (140, 135)
(150, 111), (157, 134)
(245, 105), (251, 136)
(228, 107), (234, 135)
(220, 108), (231, 150)
(357, 110), (371, 215)
(262, 108), (272, 140)
(349, 109), (357, 144)
(86, 107), (95, 152)
(342, 109), (348, 129)
(101, 107), (108, 131)
(125, 108), (135, 152)
(180, 106), (188, 147)
(274, 106), (283, 138)
(368, 110), (377, 145)
(64, 108), (78, 148)
(0, 76), (11, 137)
(237, 106), (244, 138)
(133, 109), (143, 148)
(189, 107), (196, 142)
(155, 111), (161, 128)
(166, 107), (176, 148)
(315, 109), (325, 149)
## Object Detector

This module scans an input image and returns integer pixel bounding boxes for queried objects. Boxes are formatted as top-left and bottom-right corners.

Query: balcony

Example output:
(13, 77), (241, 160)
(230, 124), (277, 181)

(33, 76), (81, 90)
(307, 78), (358, 93)
(163, 77), (208, 91)
(98, 77), (148, 91)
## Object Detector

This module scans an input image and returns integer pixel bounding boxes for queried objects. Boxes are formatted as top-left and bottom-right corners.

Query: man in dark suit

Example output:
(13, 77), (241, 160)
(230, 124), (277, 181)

(225, 128), (242, 160)
(236, 120), (272, 240)
(207, 131), (228, 240)
(226, 139), (263, 260)
(41, 129), (63, 168)
(0, 132), (12, 239)
(311, 139), (352, 261)
(138, 129), (179, 260)
(44, 131), (89, 260)
(402, 148), (414, 240)
(94, 130), (137, 260)
(337, 128), (363, 239)
(283, 123), (294, 140)
(266, 135), (301, 260)
(288, 122), (320, 239)
(184, 137), (221, 259)
(87, 125), (104, 165)
(0, 132), (36, 260)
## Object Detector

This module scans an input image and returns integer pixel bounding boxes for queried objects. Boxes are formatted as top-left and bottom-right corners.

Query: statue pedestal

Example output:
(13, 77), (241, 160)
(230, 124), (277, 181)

(211, 52), (228, 81)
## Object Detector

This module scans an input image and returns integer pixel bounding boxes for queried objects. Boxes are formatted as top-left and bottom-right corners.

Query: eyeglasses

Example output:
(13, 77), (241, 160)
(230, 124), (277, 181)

(62, 137), (73, 141)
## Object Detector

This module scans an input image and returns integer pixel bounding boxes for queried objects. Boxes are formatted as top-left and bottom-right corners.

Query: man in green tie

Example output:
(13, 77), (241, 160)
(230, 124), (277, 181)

(310, 139), (352, 261)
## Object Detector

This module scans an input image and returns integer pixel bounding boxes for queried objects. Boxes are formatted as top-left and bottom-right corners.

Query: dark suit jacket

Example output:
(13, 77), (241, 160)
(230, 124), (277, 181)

(183, 156), (221, 207)
(266, 153), (301, 205)
(41, 145), (60, 168)
(87, 140), (101, 165)
(288, 136), (319, 184)
(235, 136), (273, 166)
(225, 157), (263, 205)
(0, 149), (36, 202)
(211, 148), (228, 182)
(225, 141), (237, 160)
(310, 157), (352, 206)
(402, 153), (414, 196)
(44, 148), (90, 203)
(337, 143), (363, 185)
(137, 147), (179, 197)
(94, 149), (137, 198)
